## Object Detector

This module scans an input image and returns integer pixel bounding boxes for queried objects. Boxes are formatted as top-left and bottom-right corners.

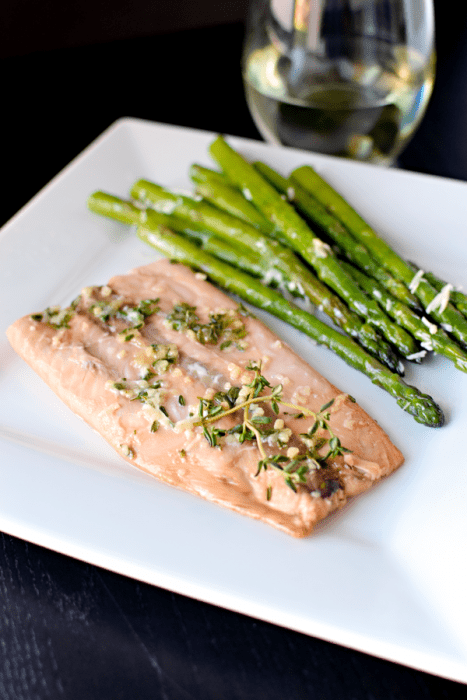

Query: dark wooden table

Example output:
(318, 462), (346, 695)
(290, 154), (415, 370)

(2, 18), (467, 700)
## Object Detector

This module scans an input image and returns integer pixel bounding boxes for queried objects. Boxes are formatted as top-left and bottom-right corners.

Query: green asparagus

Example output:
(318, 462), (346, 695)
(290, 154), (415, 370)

(190, 164), (275, 234)
(409, 266), (467, 320)
(253, 160), (422, 312)
(208, 135), (420, 359)
(341, 260), (467, 372)
(88, 190), (403, 373)
(134, 221), (444, 427)
(291, 164), (467, 348)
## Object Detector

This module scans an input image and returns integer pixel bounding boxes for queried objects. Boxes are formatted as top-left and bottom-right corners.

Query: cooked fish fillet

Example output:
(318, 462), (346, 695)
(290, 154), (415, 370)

(6, 259), (404, 537)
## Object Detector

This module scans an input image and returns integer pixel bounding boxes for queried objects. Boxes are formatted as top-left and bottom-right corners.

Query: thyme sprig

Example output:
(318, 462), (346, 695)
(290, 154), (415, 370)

(194, 362), (351, 496)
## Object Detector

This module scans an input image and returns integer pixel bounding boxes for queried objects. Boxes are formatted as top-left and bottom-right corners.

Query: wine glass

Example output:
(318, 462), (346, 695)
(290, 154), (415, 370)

(242, 0), (435, 165)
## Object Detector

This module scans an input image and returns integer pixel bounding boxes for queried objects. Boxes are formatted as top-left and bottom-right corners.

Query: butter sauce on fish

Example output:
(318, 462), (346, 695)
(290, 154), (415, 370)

(6, 259), (403, 537)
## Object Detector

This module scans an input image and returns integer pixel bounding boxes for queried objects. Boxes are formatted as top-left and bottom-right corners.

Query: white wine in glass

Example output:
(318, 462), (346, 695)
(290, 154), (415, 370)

(242, 0), (435, 165)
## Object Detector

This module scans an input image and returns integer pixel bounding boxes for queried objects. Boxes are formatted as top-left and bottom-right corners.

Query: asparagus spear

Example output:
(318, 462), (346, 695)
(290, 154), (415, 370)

(408, 265), (467, 320)
(190, 164), (275, 234)
(341, 259), (467, 372)
(291, 164), (467, 348)
(207, 135), (419, 359)
(254, 161), (422, 312)
(131, 179), (285, 263)
(87, 191), (444, 425)
(134, 222), (444, 428)
(88, 191), (266, 273)
(131, 179), (418, 361)
(88, 191), (403, 373)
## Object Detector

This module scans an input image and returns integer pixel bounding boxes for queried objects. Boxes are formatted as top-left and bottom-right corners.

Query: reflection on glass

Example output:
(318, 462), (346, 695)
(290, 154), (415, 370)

(242, 0), (435, 165)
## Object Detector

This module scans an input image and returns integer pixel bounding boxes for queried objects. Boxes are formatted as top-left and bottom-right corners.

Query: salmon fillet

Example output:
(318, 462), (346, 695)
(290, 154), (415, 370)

(6, 259), (404, 537)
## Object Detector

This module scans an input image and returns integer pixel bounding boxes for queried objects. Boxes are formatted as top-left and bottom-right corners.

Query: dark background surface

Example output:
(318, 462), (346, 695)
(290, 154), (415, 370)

(2, 2), (467, 698)
(3, 1), (467, 227)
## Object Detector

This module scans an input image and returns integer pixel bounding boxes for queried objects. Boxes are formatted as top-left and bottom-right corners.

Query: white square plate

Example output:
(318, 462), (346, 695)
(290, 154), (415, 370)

(1, 118), (467, 683)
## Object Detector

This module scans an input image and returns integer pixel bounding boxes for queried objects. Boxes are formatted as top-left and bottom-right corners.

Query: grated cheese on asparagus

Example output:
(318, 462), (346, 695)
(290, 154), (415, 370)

(426, 283), (453, 315)
(408, 269), (425, 293)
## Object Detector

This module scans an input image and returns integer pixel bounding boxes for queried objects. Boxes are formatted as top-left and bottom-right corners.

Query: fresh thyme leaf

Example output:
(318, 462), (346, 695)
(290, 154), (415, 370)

(309, 421), (319, 436)
(251, 415), (272, 424)
(329, 436), (340, 452)
(314, 437), (327, 451)
(201, 425), (227, 448)
(203, 426), (214, 446)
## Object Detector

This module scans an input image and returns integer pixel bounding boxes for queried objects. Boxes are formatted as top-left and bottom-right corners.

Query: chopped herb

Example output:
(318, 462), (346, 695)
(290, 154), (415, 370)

(137, 298), (161, 317)
(86, 290), (159, 331)
(30, 296), (81, 329)
(100, 292), (348, 502)
(166, 302), (248, 349)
